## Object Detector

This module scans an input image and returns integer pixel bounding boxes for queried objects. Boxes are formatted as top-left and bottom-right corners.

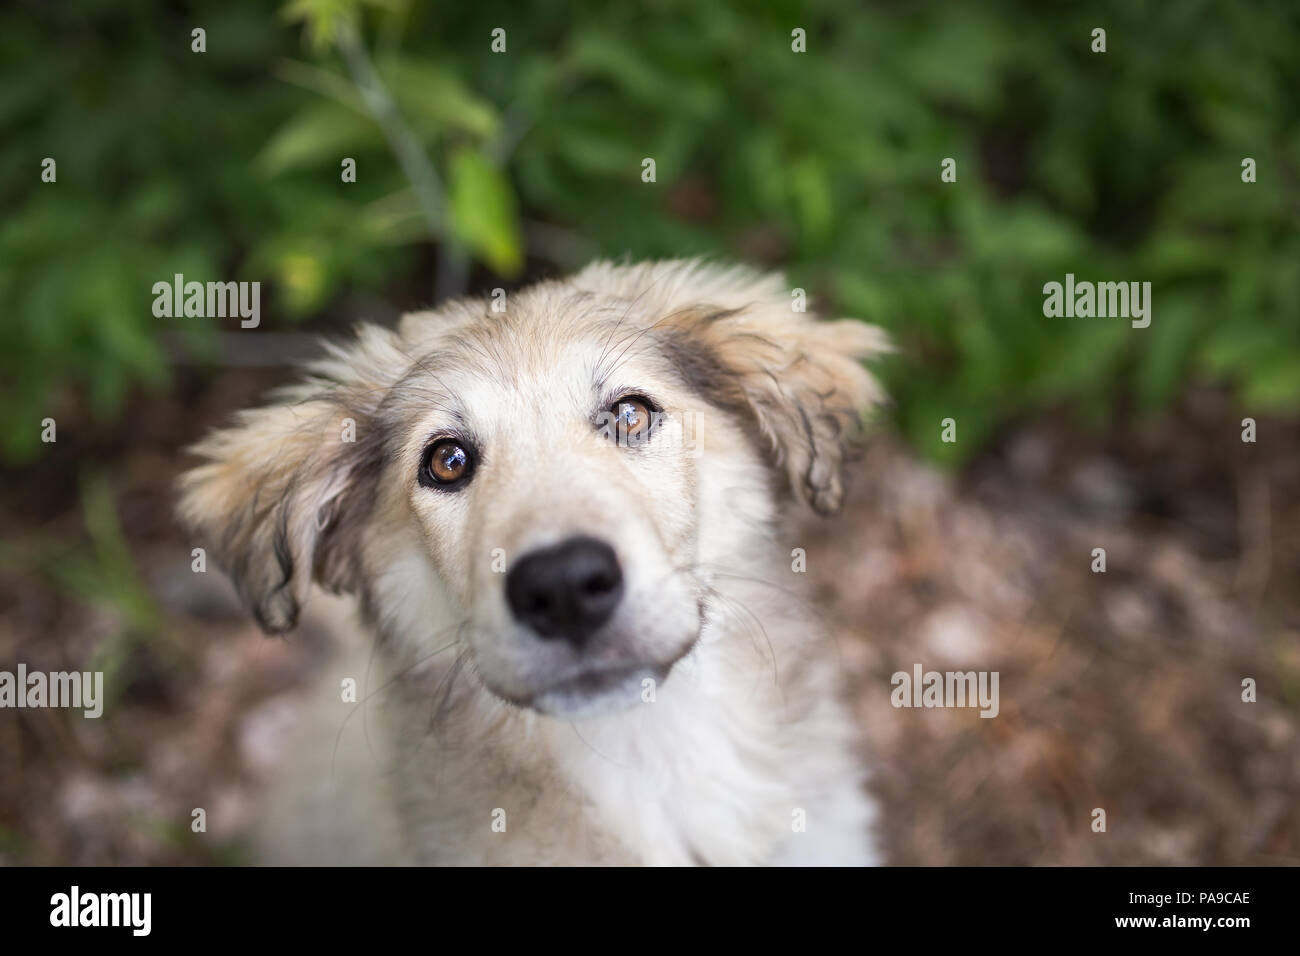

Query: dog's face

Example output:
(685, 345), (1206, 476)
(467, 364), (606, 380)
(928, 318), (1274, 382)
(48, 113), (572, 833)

(388, 312), (713, 716)
(180, 260), (886, 718)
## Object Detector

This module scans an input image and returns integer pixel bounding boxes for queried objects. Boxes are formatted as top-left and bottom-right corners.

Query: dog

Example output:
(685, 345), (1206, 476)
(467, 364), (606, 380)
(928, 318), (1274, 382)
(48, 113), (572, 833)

(179, 259), (888, 865)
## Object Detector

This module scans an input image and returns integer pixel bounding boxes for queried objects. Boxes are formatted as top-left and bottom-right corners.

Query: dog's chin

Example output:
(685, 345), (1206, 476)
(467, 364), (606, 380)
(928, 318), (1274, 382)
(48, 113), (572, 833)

(477, 627), (700, 719)
(527, 662), (668, 719)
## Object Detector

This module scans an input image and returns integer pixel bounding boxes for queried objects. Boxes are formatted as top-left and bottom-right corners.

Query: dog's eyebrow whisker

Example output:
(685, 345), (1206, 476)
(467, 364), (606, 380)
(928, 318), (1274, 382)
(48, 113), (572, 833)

(597, 306), (702, 387)
(594, 261), (698, 386)
(382, 381), (455, 408)
(445, 331), (503, 384)
(394, 360), (461, 411)
(377, 343), (464, 408)
(594, 265), (676, 377)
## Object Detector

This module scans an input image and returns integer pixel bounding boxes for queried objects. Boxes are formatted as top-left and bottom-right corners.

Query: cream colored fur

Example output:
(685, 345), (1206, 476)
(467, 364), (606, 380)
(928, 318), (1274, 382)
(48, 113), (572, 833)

(180, 259), (888, 865)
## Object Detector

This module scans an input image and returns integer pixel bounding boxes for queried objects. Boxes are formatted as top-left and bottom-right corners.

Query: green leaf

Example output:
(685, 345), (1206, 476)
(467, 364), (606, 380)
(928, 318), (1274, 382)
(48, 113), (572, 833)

(448, 149), (523, 276)
(258, 102), (381, 175)
(379, 55), (500, 140)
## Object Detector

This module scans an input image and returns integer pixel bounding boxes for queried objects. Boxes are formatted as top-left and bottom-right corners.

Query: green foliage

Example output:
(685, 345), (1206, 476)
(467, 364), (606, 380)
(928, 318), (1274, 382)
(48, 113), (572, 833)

(2, 0), (1297, 465)
(448, 147), (523, 275)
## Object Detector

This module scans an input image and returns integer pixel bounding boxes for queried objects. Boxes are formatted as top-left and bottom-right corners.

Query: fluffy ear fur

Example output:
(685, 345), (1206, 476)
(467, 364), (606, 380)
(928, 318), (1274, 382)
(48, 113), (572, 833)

(577, 260), (890, 515)
(177, 326), (404, 633)
(673, 308), (887, 514)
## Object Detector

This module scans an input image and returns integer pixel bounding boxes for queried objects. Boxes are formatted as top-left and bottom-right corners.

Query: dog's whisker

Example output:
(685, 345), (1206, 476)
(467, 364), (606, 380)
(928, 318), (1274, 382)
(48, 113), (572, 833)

(693, 564), (827, 619)
(594, 266), (673, 379)
(430, 637), (474, 728)
(565, 719), (635, 771)
(329, 622), (467, 778)
(597, 306), (705, 385)
(700, 584), (784, 700)
(391, 644), (473, 776)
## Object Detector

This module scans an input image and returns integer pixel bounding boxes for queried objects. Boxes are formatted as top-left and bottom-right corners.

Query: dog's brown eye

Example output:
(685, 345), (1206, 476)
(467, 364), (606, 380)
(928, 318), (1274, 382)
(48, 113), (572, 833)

(422, 439), (473, 488)
(611, 397), (653, 441)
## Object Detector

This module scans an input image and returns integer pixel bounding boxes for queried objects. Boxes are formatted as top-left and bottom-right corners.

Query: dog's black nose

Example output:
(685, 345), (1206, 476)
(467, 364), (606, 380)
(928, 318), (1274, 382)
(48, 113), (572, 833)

(506, 536), (624, 644)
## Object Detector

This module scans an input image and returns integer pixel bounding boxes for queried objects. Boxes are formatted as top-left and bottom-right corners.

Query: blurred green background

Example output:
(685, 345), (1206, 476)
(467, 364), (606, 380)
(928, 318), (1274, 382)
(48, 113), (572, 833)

(2, 0), (1297, 465)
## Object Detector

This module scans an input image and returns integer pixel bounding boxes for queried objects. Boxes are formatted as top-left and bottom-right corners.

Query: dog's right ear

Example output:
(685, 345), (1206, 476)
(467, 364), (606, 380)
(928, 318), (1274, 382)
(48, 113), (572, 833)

(178, 327), (402, 633)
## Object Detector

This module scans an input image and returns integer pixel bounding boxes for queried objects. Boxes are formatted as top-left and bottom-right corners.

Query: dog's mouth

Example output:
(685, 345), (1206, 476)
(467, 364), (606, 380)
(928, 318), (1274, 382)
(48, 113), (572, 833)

(478, 619), (703, 719)
(525, 661), (668, 718)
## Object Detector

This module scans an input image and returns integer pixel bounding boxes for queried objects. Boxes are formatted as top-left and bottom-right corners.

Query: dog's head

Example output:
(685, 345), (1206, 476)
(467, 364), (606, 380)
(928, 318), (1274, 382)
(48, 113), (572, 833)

(179, 260), (887, 717)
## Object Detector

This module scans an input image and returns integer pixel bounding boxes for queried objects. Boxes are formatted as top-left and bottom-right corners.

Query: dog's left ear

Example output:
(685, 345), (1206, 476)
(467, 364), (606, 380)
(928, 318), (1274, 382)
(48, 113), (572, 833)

(663, 295), (889, 516)
(177, 328), (400, 633)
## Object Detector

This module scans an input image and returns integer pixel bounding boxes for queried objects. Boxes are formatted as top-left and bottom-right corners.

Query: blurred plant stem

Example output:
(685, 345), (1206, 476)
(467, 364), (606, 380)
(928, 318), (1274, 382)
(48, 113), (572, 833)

(334, 22), (468, 302)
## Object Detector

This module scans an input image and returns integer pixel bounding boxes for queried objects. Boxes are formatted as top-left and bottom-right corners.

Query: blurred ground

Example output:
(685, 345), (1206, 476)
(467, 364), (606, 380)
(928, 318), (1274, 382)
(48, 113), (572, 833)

(814, 390), (1300, 865)
(0, 368), (1297, 865)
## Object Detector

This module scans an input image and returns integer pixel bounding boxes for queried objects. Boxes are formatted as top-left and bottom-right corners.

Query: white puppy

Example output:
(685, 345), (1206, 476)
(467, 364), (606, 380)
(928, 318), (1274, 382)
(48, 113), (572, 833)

(179, 259), (888, 865)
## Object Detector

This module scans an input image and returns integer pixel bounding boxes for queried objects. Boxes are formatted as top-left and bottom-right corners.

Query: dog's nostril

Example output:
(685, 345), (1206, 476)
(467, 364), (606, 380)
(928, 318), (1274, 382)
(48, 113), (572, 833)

(505, 536), (624, 646)
(581, 573), (616, 596)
